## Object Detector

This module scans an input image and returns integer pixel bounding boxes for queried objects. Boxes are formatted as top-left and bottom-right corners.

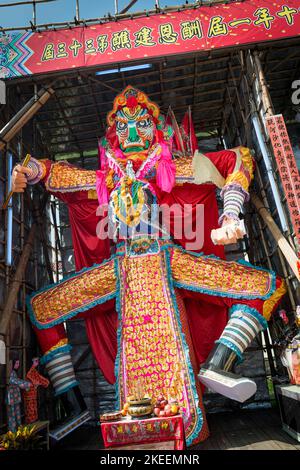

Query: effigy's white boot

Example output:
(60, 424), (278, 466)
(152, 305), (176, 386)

(198, 307), (266, 402)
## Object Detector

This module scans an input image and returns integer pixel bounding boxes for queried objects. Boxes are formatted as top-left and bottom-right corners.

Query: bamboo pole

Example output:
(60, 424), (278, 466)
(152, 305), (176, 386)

(254, 165), (296, 310)
(2, 154), (31, 210)
(251, 193), (300, 282)
(251, 51), (297, 252)
(253, 51), (274, 118)
(75, 0), (80, 22)
(0, 87), (55, 151)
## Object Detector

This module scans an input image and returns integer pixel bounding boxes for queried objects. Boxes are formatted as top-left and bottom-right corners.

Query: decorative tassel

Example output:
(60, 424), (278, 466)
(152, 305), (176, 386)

(156, 142), (176, 193)
(96, 170), (109, 205)
(98, 144), (108, 171)
(114, 147), (125, 160)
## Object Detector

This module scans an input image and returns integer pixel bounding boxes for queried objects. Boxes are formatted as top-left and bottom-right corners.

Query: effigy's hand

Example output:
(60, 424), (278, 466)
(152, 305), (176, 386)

(11, 165), (33, 193)
(211, 217), (246, 245)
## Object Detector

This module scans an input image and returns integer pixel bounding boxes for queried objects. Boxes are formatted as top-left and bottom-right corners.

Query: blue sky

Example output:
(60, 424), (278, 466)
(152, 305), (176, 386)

(0, 0), (181, 29)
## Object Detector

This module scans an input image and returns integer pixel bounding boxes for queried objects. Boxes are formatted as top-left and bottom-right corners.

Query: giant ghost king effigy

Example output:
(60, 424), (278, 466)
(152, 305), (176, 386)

(12, 86), (286, 446)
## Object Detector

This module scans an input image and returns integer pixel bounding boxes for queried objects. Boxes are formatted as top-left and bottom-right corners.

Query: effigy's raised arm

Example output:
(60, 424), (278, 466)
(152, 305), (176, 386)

(11, 156), (97, 197)
(174, 146), (254, 245)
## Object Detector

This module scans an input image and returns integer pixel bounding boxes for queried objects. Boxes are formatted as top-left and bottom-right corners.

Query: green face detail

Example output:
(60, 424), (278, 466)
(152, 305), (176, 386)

(116, 107), (155, 154)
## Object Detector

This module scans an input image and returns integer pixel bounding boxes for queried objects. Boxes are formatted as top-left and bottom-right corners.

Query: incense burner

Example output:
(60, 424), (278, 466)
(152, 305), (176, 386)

(127, 397), (153, 419)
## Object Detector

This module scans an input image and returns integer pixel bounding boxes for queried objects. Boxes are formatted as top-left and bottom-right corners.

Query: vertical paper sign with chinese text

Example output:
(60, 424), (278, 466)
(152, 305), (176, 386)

(266, 114), (300, 255)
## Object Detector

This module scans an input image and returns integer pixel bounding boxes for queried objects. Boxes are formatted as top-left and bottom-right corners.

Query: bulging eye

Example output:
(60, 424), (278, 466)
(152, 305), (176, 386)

(117, 121), (128, 131)
(137, 119), (151, 129)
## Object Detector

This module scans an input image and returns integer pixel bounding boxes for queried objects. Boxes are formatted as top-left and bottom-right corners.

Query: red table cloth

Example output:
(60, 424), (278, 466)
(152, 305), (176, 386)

(101, 415), (186, 450)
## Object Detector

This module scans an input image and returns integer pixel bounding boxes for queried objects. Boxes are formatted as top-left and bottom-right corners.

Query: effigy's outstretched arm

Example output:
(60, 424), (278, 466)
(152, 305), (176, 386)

(12, 156), (97, 196)
(200, 146), (254, 226)
(27, 258), (117, 396)
(174, 146), (255, 244)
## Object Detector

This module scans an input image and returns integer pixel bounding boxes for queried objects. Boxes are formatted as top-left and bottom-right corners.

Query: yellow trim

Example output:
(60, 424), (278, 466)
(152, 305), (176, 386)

(224, 171), (250, 191)
(240, 146), (255, 181)
(44, 338), (68, 356)
(263, 279), (287, 321)
(106, 169), (115, 190)
(88, 190), (98, 199)
(224, 147), (255, 191)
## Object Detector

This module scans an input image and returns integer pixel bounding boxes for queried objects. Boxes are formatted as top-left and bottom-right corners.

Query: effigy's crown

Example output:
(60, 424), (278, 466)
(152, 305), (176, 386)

(107, 85), (160, 126)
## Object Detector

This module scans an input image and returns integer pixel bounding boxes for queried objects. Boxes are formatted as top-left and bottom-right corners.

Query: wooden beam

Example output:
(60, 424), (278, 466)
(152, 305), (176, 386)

(267, 50), (300, 74)
(32, 63), (240, 106)
(37, 85), (233, 116)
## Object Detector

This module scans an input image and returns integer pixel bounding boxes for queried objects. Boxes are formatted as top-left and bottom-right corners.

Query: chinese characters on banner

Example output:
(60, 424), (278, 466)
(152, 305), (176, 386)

(101, 415), (185, 450)
(1, 1), (300, 78)
(266, 115), (300, 255)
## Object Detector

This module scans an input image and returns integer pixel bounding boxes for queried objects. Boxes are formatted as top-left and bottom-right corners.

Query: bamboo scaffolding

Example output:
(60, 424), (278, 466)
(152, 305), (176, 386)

(251, 194), (300, 282)
(251, 51), (298, 253)
(40, 84), (236, 109)
(242, 51), (299, 323)
(253, 51), (274, 118)
(0, 224), (36, 341)
(0, 0), (239, 33)
(220, 55), (279, 379)
(0, 0), (56, 7)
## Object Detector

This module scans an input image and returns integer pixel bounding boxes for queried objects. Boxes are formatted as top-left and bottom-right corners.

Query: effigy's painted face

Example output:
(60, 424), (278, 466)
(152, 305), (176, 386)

(115, 106), (155, 154)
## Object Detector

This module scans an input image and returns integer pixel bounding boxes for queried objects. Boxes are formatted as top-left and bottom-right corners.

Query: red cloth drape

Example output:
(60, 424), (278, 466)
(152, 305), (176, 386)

(54, 181), (228, 382)
(158, 183), (227, 368)
(62, 193), (118, 384)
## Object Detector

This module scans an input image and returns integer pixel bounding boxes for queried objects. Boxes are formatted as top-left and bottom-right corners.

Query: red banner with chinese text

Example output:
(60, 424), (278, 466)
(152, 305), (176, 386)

(266, 115), (300, 255)
(1, 1), (300, 78)
(101, 414), (185, 450)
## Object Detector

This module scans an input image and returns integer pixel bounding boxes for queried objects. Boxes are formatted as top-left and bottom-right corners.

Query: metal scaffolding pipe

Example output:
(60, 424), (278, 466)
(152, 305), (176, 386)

(251, 108), (289, 233)
(32, 0), (37, 27)
(0, 0), (56, 7)
(5, 152), (13, 266)
(0, 87), (55, 151)
(120, 0), (138, 14)
(75, 0), (80, 22)
(0, 0), (238, 32)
